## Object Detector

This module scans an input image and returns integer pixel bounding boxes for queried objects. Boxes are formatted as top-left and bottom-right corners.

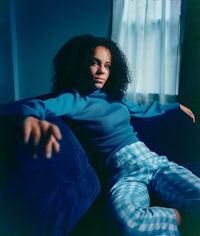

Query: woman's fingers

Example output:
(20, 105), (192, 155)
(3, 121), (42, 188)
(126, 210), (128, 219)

(23, 122), (32, 144)
(180, 104), (196, 123)
(45, 124), (62, 158)
(45, 134), (60, 158)
(50, 124), (62, 141)
(40, 121), (62, 140)
(23, 117), (62, 158)
(23, 117), (41, 145)
(38, 121), (62, 158)
(32, 123), (43, 147)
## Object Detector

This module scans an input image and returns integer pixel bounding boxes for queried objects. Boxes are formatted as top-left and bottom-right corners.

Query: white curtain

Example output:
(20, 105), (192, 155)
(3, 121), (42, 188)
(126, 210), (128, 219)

(111, 0), (182, 104)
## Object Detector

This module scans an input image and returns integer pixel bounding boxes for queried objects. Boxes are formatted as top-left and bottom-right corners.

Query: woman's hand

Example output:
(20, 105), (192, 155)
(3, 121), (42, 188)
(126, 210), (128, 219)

(180, 104), (195, 123)
(23, 116), (62, 158)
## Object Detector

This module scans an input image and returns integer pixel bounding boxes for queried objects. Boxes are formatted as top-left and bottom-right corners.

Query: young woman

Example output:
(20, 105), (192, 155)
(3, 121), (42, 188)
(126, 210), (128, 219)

(21, 35), (199, 235)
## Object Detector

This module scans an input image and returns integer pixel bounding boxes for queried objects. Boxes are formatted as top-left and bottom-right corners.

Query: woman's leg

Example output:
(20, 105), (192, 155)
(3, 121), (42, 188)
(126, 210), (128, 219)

(150, 162), (200, 235)
(106, 177), (179, 236)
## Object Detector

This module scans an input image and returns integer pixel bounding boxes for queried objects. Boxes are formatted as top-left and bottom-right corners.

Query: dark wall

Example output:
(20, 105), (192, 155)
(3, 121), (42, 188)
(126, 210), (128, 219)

(0, 1), (14, 104)
(0, 0), (112, 104)
(179, 0), (200, 123)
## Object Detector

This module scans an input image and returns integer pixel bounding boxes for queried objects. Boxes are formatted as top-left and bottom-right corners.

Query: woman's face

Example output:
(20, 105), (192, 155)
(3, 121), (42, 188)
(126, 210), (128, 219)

(89, 46), (111, 89)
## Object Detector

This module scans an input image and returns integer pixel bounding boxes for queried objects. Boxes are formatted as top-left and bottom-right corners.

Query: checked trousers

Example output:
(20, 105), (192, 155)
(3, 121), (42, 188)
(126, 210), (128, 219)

(106, 141), (200, 236)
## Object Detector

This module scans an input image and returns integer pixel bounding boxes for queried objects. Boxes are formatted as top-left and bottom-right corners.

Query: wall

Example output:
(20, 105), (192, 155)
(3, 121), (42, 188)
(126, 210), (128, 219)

(0, 0), (112, 104)
(0, 0), (14, 104)
(179, 0), (200, 123)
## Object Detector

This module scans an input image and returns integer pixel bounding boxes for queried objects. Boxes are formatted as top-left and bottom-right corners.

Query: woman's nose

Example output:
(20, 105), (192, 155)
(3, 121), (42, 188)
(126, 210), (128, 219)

(97, 65), (106, 74)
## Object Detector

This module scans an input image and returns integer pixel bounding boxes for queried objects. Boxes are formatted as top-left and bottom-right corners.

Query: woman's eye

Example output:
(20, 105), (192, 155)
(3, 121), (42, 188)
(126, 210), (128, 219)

(90, 59), (98, 66)
(105, 64), (111, 70)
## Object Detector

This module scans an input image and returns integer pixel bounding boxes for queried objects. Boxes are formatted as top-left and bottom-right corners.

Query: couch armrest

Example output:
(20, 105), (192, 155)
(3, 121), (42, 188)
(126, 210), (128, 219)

(0, 115), (101, 236)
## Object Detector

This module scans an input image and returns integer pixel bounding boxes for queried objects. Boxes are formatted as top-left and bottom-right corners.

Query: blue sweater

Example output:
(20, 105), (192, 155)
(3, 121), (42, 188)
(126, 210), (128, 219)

(21, 89), (179, 158)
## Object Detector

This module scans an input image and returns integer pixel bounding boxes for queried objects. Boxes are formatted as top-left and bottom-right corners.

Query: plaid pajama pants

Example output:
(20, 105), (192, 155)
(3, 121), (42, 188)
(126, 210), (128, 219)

(106, 141), (200, 236)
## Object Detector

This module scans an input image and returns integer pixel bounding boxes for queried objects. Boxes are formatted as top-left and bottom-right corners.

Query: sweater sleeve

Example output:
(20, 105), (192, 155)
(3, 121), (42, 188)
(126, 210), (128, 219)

(121, 98), (180, 118)
(20, 90), (83, 120)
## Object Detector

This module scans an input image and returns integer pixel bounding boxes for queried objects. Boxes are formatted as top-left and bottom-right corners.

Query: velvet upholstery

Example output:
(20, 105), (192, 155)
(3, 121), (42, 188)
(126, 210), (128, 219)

(0, 113), (101, 236)
(0, 96), (200, 236)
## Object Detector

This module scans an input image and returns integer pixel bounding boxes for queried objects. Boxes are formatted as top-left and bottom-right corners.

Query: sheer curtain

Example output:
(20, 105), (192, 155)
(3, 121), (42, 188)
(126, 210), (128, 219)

(111, 0), (182, 104)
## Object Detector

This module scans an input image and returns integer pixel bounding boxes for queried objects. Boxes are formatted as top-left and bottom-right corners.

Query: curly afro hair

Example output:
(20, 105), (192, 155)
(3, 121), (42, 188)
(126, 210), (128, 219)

(52, 34), (132, 100)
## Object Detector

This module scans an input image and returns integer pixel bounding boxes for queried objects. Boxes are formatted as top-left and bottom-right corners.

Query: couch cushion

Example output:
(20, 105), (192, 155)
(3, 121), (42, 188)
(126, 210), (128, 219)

(132, 108), (200, 164)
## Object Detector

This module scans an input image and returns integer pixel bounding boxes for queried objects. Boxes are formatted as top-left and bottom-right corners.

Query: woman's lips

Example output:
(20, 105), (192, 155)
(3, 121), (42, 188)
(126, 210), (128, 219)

(94, 76), (105, 82)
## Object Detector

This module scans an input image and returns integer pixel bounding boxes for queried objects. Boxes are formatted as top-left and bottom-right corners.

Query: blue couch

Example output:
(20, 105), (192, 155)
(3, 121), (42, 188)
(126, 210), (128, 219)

(0, 95), (200, 236)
